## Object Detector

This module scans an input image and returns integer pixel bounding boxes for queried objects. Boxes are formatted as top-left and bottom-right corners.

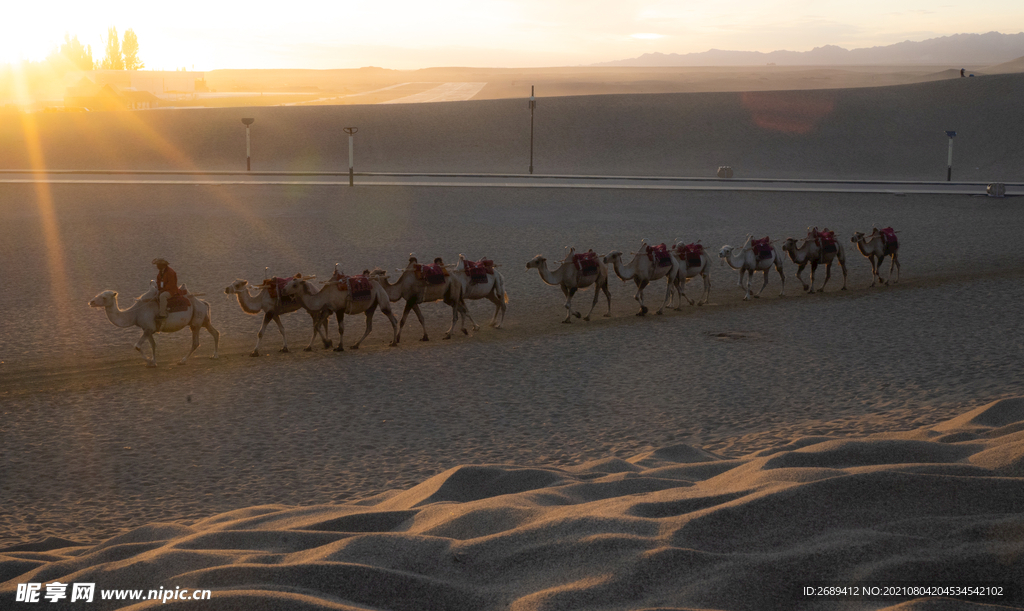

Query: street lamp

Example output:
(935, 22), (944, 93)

(343, 127), (358, 186)
(241, 118), (255, 171)
(945, 130), (956, 182)
(528, 86), (536, 175)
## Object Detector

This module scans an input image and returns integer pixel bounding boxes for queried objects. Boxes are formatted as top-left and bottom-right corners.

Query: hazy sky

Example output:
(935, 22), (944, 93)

(4, 0), (1024, 70)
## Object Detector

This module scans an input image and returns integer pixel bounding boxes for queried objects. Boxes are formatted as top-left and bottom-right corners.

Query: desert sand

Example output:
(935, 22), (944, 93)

(1, 72), (1023, 609)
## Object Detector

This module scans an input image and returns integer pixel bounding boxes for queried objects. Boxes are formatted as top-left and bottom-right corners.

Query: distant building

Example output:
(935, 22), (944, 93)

(63, 70), (205, 110)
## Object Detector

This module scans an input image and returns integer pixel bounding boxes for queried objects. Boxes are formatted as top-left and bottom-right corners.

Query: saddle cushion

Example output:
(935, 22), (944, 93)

(751, 237), (774, 260)
(464, 258), (494, 285)
(348, 275), (373, 301)
(676, 243), (704, 267)
(880, 227), (898, 254)
(265, 277), (300, 304)
(166, 293), (191, 313)
(817, 230), (838, 253)
(415, 264), (448, 285)
(573, 251), (599, 276)
(646, 243), (673, 268)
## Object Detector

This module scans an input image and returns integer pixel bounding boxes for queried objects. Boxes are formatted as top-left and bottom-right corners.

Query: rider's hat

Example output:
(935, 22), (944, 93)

(152, 258), (169, 266)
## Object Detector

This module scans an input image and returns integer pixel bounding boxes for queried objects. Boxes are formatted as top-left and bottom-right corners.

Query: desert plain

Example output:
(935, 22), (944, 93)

(1, 66), (1023, 610)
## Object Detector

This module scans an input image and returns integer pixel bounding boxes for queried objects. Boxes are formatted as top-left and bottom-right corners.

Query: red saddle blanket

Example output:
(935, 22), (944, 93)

(264, 277), (301, 303)
(464, 259), (494, 285)
(816, 230), (837, 253)
(646, 243), (673, 267)
(573, 251), (599, 276)
(675, 243), (704, 266)
(347, 275), (373, 300)
(414, 264), (448, 285)
(880, 227), (898, 254)
(166, 293), (191, 313)
(751, 237), (774, 260)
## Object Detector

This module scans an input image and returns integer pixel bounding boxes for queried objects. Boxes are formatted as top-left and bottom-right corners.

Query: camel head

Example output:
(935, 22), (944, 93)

(782, 238), (797, 252)
(224, 279), (249, 295)
(850, 231), (865, 243)
(368, 267), (389, 280)
(89, 290), (117, 308)
(525, 255), (547, 269)
(603, 250), (623, 264)
(283, 278), (309, 296)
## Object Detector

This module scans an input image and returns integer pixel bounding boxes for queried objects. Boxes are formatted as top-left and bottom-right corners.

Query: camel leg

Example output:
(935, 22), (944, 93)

(868, 255), (880, 287)
(601, 280), (612, 317)
(378, 301), (399, 347)
(808, 262), (819, 293)
(486, 293), (502, 328)
(776, 260), (786, 297)
(889, 253), (900, 283)
(179, 325), (203, 365)
(410, 304), (429, 341)
(443, 301), (460, 340)
(796, 262), (810, 292)
(304, 312), (323, 352)
(818, 262), (832, 292)
(582, 283), (602, 321)
(203, 314), (220, 358)
(838, 256), (849, 291)
(700, 272), (711, 305)
(250, 311), (275, 356)
(634, 279), (649, 316)
(334, 311), (346, 352)
(353, 308), (374, 349)
(315, 310), (333, 349)
(656, 277), (673, 315)
(135, 331), (156, 366)
(752, 270), (770, 298)
(562, 286), (577, 323)
(461, 302), (481, 332)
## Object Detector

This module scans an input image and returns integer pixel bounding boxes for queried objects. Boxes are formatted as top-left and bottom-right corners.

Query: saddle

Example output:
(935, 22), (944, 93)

(880, 227), (898, 254)
(573, 251), (600, 276)
(645, 243), (673, 268)
(463, 258), (495, 285)
(329, 271), (374, 301)
(166, 292), (191, 313)
(414, 264), (448, 285)
(751, 237), (774, 260)
(264, 276), (301, 304)
(675, 243), (704, 267)
(815, 229), (838, 254)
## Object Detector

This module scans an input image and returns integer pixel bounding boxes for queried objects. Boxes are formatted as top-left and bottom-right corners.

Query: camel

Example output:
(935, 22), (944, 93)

(851, 227), (901, 286)
(370, 257), (466, 343)
(451, 254), (508, 330)
(224, 277), (331, 356)
(283, 272), (399, 350)
(667, 241), (711, 307)
(781, 227), (848, 293)
(604, 241), (679, 315)
(718, 236), (786, 300)
(89, 286), (219, 366)
(526, 248), (612, 323)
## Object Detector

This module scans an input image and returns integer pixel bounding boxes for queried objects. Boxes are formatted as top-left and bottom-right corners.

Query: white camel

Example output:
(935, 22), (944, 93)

(851, 228), (900, 286)
(451, 255), (508, 330)
(781, 227), (848, 293)
(718, 236), (786, 300)
(668, 241), (711, 307)
(526, 248), (612, 323)
(224, 277), (331, 356)
(89, 286), (219, 366)
(283, 273), (399, 350)
(370, 257), (466, 343)
(604, 241), (678, 316)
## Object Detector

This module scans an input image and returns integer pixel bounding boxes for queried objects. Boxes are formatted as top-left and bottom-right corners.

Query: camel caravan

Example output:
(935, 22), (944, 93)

(89, 228), (899, 365)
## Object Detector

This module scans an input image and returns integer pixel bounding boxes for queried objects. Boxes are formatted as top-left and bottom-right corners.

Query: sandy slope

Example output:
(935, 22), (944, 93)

(2, 398), (1022, 610)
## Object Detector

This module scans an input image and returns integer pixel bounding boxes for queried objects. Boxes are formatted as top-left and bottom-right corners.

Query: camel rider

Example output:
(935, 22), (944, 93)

(153, 258), (181, 321)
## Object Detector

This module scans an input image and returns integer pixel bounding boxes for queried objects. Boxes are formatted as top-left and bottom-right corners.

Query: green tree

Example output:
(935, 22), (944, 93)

(100, 27), (123, 70)
(122, 29), (143, 71)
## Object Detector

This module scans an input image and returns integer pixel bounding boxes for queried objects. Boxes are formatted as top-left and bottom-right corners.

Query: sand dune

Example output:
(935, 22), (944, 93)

(2, 398), (1021, 610)
(3, 73), (1023, 180)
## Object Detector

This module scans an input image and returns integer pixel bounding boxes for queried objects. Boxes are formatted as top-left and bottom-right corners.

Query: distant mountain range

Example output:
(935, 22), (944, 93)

(595, 32), (1024, 67)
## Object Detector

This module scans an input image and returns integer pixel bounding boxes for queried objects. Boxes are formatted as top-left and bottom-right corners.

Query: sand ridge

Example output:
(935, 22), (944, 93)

(2, 398), (1022, 610)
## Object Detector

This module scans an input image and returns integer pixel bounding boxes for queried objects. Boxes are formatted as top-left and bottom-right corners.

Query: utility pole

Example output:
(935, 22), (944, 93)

(945, 130), (957, 181)
(529, 86), (536, 175)
(344, 127), (358, 186)
(241, 118), (255, 171)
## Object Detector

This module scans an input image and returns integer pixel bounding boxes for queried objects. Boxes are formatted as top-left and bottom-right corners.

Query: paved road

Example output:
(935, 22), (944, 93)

(1, 169), (1020, 195)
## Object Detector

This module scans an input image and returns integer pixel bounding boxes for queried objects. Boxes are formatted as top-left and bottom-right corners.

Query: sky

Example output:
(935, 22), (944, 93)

(3, 0), (1024, 70)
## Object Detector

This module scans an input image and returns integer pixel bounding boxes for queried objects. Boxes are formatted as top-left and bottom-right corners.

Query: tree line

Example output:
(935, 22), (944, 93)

(49, 27), (143, 73)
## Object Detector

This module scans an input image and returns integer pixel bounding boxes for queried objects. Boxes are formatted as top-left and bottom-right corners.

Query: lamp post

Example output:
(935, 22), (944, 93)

(241, 118), (255, 171)
(528, 86), (536, 175)
(945, 130), (956, 181)
(343, 127), (358, 186)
